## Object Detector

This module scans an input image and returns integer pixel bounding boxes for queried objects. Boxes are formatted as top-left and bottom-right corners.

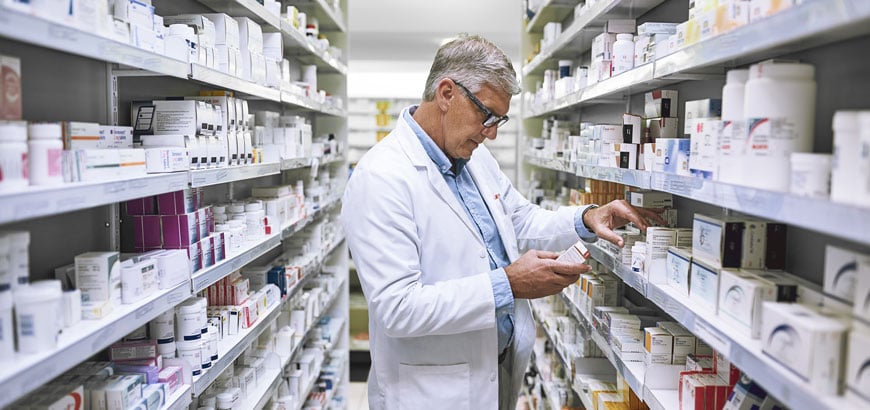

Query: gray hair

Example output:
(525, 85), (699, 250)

(422, 34), (520, 101)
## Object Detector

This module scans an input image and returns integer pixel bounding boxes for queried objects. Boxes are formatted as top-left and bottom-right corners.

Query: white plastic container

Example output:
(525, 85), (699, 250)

(719, 69), (750, 185)
(0, 236), (9, 290)
(200, 332), (212, 370)
(176, 339), (203, 376)
(7, 230), (29, 289)
(741, 61), (816, 191)
(176, 300), (203, 341)
(858, 112), (870, 206)
(830, 111), (861, 205)
(27, 123), (64, 186)
(157, 340), (176, 359)
(612, 34), (635, 76)
(150, 310), (175, 343)
(228, 219), (246, 248)
(0, 290), (13, 358)
(206, 324), (219, 361)
(790, 153), (831, 199)
(196, 296), (208, 335)
(14, 282), (62, 353)
(62, 289), (81, 328)
(722, 69), (749, 121)
(0, 121), (29, 191)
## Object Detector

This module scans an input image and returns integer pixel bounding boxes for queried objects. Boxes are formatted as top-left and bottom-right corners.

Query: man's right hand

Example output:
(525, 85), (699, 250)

(505, 250), (590, 299)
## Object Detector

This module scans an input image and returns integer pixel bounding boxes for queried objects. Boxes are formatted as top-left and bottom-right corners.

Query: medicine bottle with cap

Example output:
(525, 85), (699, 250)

(0, 121), (28, 191)
(27, 123), (63, 185)
(612, 34), (635, 76)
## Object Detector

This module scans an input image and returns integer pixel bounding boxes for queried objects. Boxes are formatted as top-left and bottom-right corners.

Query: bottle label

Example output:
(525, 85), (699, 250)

(746, 117), (799, 157)
(48, 148), (63, 177)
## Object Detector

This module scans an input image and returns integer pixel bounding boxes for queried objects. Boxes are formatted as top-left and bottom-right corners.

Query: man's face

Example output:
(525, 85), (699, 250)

(443, 82), (511, 160)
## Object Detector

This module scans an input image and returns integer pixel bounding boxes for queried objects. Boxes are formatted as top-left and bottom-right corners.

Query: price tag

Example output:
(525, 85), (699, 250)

(103, 181), (127, 194)
(56, 195), (87, 212)
(694, 319), (732, 356)
(168, 289), (186, 304)
(48, 25), (77, 42)
(128, 178), (149, 191)
(215, 170), (229, 182)
(135, 301), (155, 319)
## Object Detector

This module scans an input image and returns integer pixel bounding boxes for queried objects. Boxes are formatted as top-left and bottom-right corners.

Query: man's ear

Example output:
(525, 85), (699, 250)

(435, 78), (454, 113)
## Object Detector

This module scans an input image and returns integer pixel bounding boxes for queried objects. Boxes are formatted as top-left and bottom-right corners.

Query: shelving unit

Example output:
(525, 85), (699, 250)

(520, 0), (870, 409)
(0, 0), (349, 407)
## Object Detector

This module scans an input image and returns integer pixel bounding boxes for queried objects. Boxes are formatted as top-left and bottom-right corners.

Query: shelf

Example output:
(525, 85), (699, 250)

(526, 0), (579, 33)
(278, 21), (347, 75)
(585, 242), (862, 410)
(281, 194), (342, 240)
(654, 0), (870, 80)
(522, 0), (666, 77)
(296, 0), (347, 32)
(525, 155), (870, 244)
(0, 281), (191, 408)
(189, 163), (281, 188)
(191, 233), (282, 292)
(293, 361), (324, 410)
(0, 172), (189, 225)
(197, 0), (282, 28)
(190, 64), (281, 103)
(280, 89), (346, 116)
(0, 6), (189, 79)
(193, 298), (284, 396)
(238, 365), (283, 410)
(162, 383), (194, 410)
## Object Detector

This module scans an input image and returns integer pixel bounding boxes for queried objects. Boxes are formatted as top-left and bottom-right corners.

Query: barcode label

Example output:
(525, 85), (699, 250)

(20, 314), (34, 336)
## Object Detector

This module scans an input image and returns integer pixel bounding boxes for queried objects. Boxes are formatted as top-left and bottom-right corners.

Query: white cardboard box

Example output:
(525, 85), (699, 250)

(718, 269), (776, 338)
(824, 245), (862, 303)
(689, 258), (719, 313)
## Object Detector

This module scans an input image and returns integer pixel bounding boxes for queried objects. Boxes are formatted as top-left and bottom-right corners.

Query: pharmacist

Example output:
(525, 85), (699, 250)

(341, 34), (664, 410)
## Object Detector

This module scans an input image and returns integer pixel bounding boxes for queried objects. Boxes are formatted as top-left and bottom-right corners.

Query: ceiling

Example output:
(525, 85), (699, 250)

(347, 0), (521, 61)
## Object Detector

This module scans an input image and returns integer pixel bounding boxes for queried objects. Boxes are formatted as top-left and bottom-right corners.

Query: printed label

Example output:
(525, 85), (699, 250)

(47, 148), (63, 177)
(746, 117), (799, 157)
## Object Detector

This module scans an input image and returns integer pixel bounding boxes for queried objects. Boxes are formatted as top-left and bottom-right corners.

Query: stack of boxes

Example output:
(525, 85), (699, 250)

(645, 90), (684, 173)
(685, 99), (722, 179)
(634, 22), (679, 67)
(163, 14), (219, 69)
(61, 121), (144, 182)
(236, 17), (266, 86)
(205, 13), (243, 78)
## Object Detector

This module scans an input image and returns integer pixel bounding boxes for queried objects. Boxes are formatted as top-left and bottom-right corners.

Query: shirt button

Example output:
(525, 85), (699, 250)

(480, 250), (487, 258)
(490, 373), (496, 382)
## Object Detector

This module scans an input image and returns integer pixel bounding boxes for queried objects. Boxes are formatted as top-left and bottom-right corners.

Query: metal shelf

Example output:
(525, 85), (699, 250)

(240, 365), (283, 410)
(190, 64), (281, 102)
(280, 89), (346, 116)
(296, 0), (347, 32)
(162, 384), (194, 410)
(191, 234), (282, 292)
(197, 0), (281, 28)
(279, 21), (347, 75)
(0, 281), (191, 408)
(281, 195), (342, 240)
(0, 6), (189, 79)
(189, 162), (281, 188)
(0, 172), (189, 225)
(525, 0), (579, 33)
(585, 243), (862, 410)
(192, 298), (283, 395)
(522, 0), (666, 77)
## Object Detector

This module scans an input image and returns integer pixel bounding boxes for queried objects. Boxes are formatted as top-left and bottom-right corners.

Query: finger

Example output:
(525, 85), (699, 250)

(594, 224), (626, 248)
(535, 250), (561, 260)
(637, 207), (668, 225)
(554, 271), (580, 286)
(616, 206), (652, 231)
(550, 260), (588, 276)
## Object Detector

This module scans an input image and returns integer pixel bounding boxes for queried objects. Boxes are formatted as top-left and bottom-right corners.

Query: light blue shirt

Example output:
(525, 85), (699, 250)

(404, 106), (597, 356)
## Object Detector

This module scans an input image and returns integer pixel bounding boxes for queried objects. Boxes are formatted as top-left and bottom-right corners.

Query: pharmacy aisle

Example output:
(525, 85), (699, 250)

(520, 0), (870, 409)
(0, 0), (350, 408)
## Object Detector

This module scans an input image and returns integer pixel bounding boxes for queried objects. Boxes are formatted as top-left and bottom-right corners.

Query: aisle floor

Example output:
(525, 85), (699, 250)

(348, 382), (369, 410)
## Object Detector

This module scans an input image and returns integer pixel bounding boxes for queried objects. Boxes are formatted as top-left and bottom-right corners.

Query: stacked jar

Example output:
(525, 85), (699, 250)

(0, 121), (28, 191)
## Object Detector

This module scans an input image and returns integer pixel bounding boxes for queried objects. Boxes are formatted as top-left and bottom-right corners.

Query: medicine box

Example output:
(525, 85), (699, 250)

(557, 240), (590, 264)
(689, 258), (720, 313)
(591, 33), (617, 60)
(613, 143), (638, 169)
(718, 269), (776, 338)
(202, 13), (240, 50)
(61, 121), (101, 149)
(689, 119), (720, 180)
(666, 246), (692, 297)
(234, 17), (263, 54)
(823, 244), (862, 303)
(761, 302), (848, 394)
(75, 251), (121, 304)
(132, 215), (162, 252)
(645, 90), (678, 118)
(120, 258), (158, 304)
(145, 147), (190, 173)
(630, 190), (673, 208)
(110, 340), (158, 361)
(846, 324), (870, 402)
(743, 269), (798, 303)
(855, 257), (870, 321)
(646, 117), (680, 139)
(764, 222), (787, 270)
(0, 55), (22, 120)
(644, 327), (674, 365)
(623, 113), (644, 144)
(82, 299), (114, 320)
(659, 138), (691, 175)
(692, 213), (745, 268)
(161, 212), (199, 248)
(604, 19), (636, 33)
(637, 22), (679, 35)
(157, 190), (197, 215)
(152, 100), (208, 136)
(683, 99), (722, 134)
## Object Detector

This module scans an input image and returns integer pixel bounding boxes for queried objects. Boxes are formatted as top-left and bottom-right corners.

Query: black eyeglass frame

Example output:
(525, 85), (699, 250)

(450, 79), (510, 128)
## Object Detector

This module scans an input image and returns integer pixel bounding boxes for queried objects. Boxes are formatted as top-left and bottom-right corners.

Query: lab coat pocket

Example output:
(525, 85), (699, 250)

(397, 362), (471, 410)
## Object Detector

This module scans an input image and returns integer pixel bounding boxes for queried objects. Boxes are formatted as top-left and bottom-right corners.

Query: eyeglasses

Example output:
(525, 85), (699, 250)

(450, 79), (509, 128)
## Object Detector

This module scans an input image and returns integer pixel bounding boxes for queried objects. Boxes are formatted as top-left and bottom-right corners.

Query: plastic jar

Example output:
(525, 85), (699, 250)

(0, 121), (29, 192)
(741, 61), (816, 191)
(150, 310), (175, 343)
(612, 34), (634, 76)
(719, 69), (750, 185)
(157, 340), (176, 359)
(196, 296), (208, 335)
(722, 69), (749, 121)
(176, 339), (203, 376)
(228, 220), (246, 248)
(0, 290), (13, 358)
(14, 283), (63, 353)
(789, 153), (832, 198)
(630, 242), (646, 274)
(176, 300), (203, 341)
(830, 111), (861, 205)
(27, 123), (63, 186)
(207, 323), (219, 360)
(245, 202), (265, 237)
(857, 112), (870, 206)
(558, 60), (572, 79)
(215, 393), (234, 410)
(7, 230), (29, 289)
(199, 333), (212, 370)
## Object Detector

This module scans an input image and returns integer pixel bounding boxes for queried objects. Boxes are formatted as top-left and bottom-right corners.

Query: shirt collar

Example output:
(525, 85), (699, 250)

(404, 105), (468, 175)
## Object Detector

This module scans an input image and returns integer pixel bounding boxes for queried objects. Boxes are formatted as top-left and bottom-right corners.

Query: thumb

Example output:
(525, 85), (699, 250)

(536, 250), (561, 259)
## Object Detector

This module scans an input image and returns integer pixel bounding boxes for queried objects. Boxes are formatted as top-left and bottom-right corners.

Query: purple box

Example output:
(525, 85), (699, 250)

(133, 215), (163, 251)
(127, 197), (157, 215)
(161, 212), (199, 247)
(112, 363), (160, 384)
(157, 190), (196, 215)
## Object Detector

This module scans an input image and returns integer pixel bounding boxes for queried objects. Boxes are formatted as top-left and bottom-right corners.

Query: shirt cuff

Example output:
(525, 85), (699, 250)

(489, 268), (515, 315)
(574, 205), (599, 242)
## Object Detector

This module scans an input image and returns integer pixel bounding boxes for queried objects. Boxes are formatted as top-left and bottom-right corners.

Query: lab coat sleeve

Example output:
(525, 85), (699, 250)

(341, 165), (496, 339)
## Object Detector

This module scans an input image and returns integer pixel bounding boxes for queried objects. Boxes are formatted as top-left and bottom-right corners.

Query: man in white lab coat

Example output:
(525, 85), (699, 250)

(341, 34), (663, 410)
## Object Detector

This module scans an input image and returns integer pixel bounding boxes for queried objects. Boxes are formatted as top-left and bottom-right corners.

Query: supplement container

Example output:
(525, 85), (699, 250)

(157, 340), (176, 359)
(790, 153), (832, 199)
(215, 392), (234, 410)
(125, 325), (148, 341)
(176, 339), (203, 376)
(722, 69), (749, 121)
(62, 289), (81, 328)
(228, 220), (246, 248)
(150, 310), (175, 343)
(0, 290), (13, 358)
(741, 61), (816, 191)
(176, 299), (203, 341)
(7, 230), (29, 288)
(719, 69), (750, 185)
(612, 34), (634, 76)
(200, 332), (212, 370)
(558, 60), (572, 79)
(245, 202), (265, 237)
(0, 121), (28, 191)
(830, 111), (861, 205)
(857, 111), (870, 206)
(207, 323), (219, 360)
(27, 123), (63, 186)
(14, 283), (63, 353)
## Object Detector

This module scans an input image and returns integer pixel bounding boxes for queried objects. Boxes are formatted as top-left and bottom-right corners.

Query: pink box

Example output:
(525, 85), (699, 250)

(133, 215), (163, 251)
(161, 212), (199, 247)
(126, 197), (157, 215)
(157, 190), (196, 215)
(157, 366), (182, 393)
(112, 363), (160, 384)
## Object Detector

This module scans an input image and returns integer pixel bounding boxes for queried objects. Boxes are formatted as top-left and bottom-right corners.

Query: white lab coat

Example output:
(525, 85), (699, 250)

(341, 108), (586, 410)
